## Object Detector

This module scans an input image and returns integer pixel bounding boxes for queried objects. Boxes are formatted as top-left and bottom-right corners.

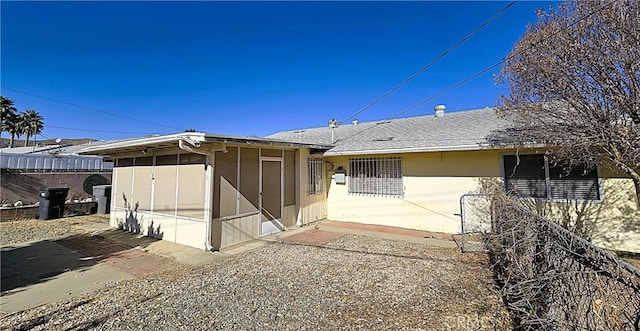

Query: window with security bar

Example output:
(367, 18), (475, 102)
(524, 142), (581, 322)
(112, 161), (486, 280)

(502, 154), (601, 201)
(349, 157), (404, 197)
(308, 158), (324, 195)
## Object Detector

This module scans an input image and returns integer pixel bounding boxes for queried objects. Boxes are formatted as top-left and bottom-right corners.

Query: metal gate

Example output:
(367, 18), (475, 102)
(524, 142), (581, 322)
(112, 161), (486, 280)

(455, 193), (493, 253)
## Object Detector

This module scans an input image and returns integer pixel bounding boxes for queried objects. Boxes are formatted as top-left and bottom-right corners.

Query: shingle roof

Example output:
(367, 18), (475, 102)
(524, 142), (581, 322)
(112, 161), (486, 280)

(267, 107), (508, 155)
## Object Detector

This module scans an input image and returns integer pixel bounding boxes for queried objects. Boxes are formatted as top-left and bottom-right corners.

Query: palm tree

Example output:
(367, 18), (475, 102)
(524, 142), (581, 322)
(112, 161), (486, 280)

(1, 96), (18, 139)
(1, 112), (21, 148)
(19, 110), (44, 147)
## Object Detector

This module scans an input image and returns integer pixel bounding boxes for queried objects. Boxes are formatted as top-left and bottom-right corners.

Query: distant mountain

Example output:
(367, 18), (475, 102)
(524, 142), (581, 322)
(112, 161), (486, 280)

(0, 137), (97, 148)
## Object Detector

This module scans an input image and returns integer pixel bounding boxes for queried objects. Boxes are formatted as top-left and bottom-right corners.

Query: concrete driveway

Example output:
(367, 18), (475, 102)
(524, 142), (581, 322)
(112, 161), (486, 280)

(1, 237), (133, 313)
(0, 229), (218, 314)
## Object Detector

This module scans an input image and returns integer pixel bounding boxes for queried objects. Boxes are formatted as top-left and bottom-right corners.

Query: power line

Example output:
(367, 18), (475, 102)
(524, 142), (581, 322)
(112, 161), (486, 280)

(37, 132), (53, 140)
(338, 1), (518, 125)
(46, 125), (163, 135)
(0, 86), (181, 131)
(334, 1), (615, 144)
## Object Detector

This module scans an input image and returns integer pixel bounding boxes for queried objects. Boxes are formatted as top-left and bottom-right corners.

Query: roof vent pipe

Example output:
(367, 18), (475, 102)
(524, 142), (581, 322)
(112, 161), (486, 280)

(434, 104), (446, 117)
(352, 120), (359, 125)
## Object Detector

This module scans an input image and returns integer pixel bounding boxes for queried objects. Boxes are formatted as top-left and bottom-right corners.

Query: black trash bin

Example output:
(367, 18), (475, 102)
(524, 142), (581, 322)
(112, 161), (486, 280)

(39, 187), (69, 220)
(92, 185), (111, 214)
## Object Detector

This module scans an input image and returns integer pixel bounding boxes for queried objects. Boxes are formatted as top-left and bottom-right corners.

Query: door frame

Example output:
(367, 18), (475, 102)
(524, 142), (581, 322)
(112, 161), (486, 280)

(259, 156), (284, 236)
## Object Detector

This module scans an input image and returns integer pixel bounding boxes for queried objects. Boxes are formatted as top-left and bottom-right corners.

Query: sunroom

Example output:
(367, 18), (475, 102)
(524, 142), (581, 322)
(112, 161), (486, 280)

(81, 132), (331, 250)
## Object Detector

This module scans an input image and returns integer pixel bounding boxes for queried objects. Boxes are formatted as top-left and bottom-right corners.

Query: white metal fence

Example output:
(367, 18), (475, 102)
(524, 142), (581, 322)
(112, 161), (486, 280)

(0, 153), (113, 172)
(456, 193), (493, 253)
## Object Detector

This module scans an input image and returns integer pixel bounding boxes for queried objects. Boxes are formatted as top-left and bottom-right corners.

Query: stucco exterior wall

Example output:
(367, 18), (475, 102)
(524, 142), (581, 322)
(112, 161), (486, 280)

(538, 177), (640, 253)
(325, 150), (501, 233)
(325, 150), (639, 253)
(594, 179), (640, 252)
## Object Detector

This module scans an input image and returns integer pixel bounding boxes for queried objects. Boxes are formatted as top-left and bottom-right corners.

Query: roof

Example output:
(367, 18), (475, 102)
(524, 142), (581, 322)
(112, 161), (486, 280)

(0, 138), (137, 156)
(267, 107), (509, 155)
(79, 108), (513, 158)
(0, 145), (64, 154)
(52, 138), (141, 155)
(79, 132), (333, 156)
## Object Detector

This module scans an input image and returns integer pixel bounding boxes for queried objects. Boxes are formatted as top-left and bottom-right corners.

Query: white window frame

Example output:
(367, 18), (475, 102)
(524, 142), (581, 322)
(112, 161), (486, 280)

(308, 158), (324, 195)
(348, 157), (403, 197)
(501, 154), (603, 202)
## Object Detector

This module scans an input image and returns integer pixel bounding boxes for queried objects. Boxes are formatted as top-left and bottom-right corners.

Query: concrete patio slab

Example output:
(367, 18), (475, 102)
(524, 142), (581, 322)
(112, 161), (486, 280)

(0, 228), (217, 314)
(315, 220), (459, 249)
(1, 240), (133, 314)
(96, 228), (225, 266)
(282, 229), (344, 246)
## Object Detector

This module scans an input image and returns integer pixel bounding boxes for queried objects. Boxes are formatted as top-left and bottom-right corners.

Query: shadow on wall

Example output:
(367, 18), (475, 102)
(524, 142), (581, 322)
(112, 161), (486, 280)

(478, 178), (640, 252)
(147, 220), (164, 239)
(120, 193), (164, 239)
(121, 193), (142, 234)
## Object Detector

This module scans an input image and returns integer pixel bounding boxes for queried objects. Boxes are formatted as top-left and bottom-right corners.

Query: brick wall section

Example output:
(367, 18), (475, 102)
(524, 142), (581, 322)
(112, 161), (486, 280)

(1, 172), (112, 205)
(0, 202), (98, 221)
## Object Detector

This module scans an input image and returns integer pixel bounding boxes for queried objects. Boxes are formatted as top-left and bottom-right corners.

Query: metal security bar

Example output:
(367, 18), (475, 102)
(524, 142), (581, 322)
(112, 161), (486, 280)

(308, 158), (324, 195)
(348, 157), (403, 197)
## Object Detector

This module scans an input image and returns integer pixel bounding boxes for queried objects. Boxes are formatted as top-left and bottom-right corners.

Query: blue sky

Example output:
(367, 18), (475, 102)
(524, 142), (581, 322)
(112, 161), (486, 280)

(1, 1), (557, 141)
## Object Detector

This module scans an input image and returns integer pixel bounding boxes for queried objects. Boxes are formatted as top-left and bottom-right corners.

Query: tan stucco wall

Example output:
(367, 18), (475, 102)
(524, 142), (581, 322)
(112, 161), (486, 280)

(325, 150), (501, 233)
(538, 178), (640, 253)
(325, 150), (639, 253)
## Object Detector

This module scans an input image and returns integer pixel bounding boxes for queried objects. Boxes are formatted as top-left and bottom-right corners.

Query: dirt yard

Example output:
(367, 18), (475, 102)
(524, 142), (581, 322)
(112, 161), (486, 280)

(1, 216), (512, 330)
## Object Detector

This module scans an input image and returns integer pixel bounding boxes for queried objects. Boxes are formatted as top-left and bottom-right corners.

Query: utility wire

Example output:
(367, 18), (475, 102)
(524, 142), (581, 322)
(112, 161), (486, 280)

(338, 1), (518, 125)
(37, 132), (52, 140)
(334, 1), (614, 145)
(46, 125), (162, 135)
(0, 86), (181, 131)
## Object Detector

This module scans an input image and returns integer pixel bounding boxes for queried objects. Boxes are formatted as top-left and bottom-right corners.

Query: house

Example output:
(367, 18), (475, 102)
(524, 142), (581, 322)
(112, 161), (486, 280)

(81, 106), (640, 252)
(81, 134), (332, 251)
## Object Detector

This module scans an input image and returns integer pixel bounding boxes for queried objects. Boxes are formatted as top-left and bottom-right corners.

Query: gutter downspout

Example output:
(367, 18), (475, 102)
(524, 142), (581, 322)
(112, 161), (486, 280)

(178, 138), (226, 251)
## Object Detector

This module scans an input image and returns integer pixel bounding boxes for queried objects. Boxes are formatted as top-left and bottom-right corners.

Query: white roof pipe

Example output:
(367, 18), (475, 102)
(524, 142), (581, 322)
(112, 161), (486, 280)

(178, 138), (227, 252)
(178, 137), (202, 152)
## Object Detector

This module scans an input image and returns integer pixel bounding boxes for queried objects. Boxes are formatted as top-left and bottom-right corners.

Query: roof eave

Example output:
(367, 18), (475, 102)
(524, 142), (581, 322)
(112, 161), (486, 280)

(202, 134), (333, 150)
(80, 132), (333, 156)
(79, 133), (207, 155)
(322, 142), (549, 156)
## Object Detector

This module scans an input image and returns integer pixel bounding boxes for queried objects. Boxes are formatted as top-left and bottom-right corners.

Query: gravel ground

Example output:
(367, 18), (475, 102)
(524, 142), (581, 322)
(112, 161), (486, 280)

(0, 214), (109, 246)
(1, 230), (511, 330)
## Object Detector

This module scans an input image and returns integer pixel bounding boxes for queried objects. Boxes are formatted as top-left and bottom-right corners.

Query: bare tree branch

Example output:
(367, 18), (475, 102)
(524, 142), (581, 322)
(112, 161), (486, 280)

(494, 0), (640, 206)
